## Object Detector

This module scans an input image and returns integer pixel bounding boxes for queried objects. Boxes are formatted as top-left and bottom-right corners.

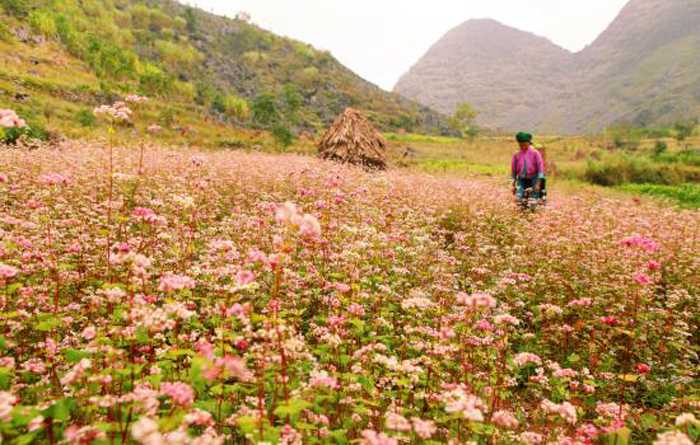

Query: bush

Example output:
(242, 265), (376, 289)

(28, 10), (57, 39)
(252, 93), (279, 127)
(0, 123), (49, 144)
(55, 15), (86, 57)
(220, 95), (250, 122)
(653, 140), (668, 156)
(75, 109), (96, 127)
(584, 155), (699, 187)
(0, 0), (29, 17)
(654, 150), (700, 167)
(158, 108), (176, 128)
(86, 36), (138, 79)
(272, 124), (294, 147)
(138, 63), (172, 96)
(0, 21), (13, 42)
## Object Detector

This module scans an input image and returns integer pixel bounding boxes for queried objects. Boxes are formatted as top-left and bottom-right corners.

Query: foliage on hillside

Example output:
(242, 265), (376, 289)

(0, 0), (446, 143)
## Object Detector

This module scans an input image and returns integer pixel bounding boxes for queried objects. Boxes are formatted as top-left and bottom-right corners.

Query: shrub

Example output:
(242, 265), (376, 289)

(252, 93), (279, 127)
(86, 37), (138, 79)
(158, 108), (176, 128)
(272, 124), (294, 147)
(28, 10), (58, 39)
(0, 122), (49, 144)
(674, 119), (698, 142)
(195, 81), (216, 106)
(0, 21), (13, 42)
(653, 140), (668, 156)
(55, 15), (86, 57)
(584, 155), (698, 187)
(75, 109), (96, 127)
(138, 63), (172, 96)
(220, 95), (250, 122)
(0, 0), (29, 17)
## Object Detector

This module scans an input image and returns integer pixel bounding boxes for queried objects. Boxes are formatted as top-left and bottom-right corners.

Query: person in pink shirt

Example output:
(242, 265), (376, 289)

(511, 132), (546, 201)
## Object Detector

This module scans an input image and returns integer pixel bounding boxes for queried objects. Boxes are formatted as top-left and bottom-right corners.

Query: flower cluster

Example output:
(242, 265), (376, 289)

(94, 101), (133, 123)
(0, 109), (27, 128)
(0, 141), (697, 444)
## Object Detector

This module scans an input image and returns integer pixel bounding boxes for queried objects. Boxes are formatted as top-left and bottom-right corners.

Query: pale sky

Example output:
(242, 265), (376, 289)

(184, 0), (630, 91)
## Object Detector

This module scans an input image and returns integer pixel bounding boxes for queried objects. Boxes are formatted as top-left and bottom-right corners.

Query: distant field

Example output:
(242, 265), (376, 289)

(382, 132), (700, 208)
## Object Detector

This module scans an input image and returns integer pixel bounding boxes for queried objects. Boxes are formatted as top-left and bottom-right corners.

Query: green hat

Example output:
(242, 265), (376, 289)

(516, 132), (533, 143)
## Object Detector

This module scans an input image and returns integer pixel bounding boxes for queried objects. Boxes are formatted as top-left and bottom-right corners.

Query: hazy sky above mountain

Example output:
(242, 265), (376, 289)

(184, 0), (630, 91)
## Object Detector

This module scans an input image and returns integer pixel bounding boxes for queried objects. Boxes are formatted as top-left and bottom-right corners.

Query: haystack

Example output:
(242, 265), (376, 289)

(318, 108), (387, 170)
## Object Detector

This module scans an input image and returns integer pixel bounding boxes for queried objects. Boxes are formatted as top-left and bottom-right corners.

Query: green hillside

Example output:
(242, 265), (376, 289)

(0, 0), (446, 145)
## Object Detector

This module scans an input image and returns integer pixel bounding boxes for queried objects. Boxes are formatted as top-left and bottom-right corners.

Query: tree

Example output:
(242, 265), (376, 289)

(448, 102), (478, 140)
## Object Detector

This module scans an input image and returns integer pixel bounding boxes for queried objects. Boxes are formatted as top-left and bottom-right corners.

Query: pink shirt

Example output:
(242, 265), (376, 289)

(512, 146), (545, 179)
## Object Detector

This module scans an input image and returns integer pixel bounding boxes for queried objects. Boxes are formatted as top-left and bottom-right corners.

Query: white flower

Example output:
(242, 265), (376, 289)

(653, 431), (693, 445)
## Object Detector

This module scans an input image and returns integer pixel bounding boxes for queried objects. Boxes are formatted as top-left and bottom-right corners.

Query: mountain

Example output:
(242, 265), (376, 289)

(395, 0), (700, 134)
(0, 0), (446, 141)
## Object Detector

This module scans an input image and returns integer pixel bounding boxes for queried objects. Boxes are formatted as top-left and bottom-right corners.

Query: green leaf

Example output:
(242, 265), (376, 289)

(42, 398), (76, 421)
(603, 427), (631, 445)
(566, 353), (580, 364)
(135, 326), (150, 345)
(236, 416), (258, 435)
(0, 336), (6, 351)
(64, 349), (90, 364)
(273, 398), (311, 417)
(640, 413), (658, 430)
(0, 367), (12, 390)
(35, 317), (60, 332)
(14, 433), (38, 445)
(5, 283), (22, 295)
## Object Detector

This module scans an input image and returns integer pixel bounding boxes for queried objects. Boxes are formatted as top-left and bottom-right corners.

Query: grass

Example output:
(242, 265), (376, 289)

(619, 183), (700, 208)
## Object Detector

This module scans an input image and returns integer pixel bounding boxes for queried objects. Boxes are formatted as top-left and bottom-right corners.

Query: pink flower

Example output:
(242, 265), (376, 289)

(0, 263), (18, 278)
(0, 391), (18, 422)
(385, 412), (411, 431)
(82, 326), (97, 341)
(131, 417), (162, 444)
(309, 370), (339, 389)
(513, 352), (542, 367)
(634, 272), (652, 285)
(347, 303), (365, 317)
(519, 432), (544, 444)
(147, 124), (162, 134)
(0, 173), (8, 182)
(492, 410), (519, 429)
(620, 235), (659, 253)
(158, 273), (195, 292)
(411, 417), (436, 439)
(215, 355), (253, 382)
(457, 291), (497, 308)
(360, 430), (398, 445)
(125, 94), (148, 104)
(647, 260), (661, 271)
(541, 399), (577, 425)
(160, 382), (195, 407)
(27, 415), (44, 432)
(184, 408), (214, 427)
(596, 402), (628, 420)
(0, 109), (27, 128)
(297, 213), (322, 238)
(236, 270), (255, 286)
(600, 316), (618, 326)
(636, 363), (651, 374)
(275, 202), (299, 223)
(39, 173), (69, 186)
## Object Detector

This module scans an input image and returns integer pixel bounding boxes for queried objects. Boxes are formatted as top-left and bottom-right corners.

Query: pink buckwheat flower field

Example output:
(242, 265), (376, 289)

(0, 142), (698, 445)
